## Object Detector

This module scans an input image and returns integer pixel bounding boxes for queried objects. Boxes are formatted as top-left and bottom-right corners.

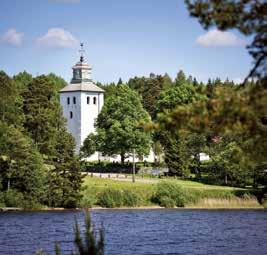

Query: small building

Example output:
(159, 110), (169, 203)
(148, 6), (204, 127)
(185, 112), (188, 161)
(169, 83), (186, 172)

(59, 44), (104, 160)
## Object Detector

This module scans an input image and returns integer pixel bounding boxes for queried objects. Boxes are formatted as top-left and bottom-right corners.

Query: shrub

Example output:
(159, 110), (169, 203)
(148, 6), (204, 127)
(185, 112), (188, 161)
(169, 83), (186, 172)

(97, 189), (124, 208)
(158, 196), (176, 208)
(0, 192), (5, 207)
(4, 189), (25, 207)
(79, 193), (97, 208)
(122, 190), (140, 207)
(153, 181), (186, 207)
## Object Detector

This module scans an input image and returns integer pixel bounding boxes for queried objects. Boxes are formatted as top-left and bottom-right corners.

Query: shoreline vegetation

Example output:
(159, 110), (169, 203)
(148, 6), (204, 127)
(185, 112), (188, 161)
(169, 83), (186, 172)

(1, 176), (265, 211)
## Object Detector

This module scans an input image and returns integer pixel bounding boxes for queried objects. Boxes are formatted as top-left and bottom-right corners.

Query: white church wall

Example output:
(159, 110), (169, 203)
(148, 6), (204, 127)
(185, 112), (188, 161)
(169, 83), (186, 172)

(60, 91), (104, 157)
(60, 92), (82, 153)
(80, 91), (104, 161)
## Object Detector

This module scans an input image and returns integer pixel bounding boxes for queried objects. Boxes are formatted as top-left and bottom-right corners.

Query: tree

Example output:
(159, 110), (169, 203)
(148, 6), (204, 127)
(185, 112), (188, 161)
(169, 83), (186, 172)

(208, 140), (251, 186)
(80, 134), (98, 159)
(23, 75), (61, 155)
(117, 78), (123, 85)
(47, 128), (83, 208)
(184, 0), (267, 83)
(13, 71), (33, 93)
(0, 121), (45, 206)
(155, 80), (204, 176)
(186, 133), (207, 178)
(0, 71), (23, 127)
(22, 74), (83, 207)
(163, 73), (173, 88)
(83, 85), (151, 163)
(175, 70), (187, 85)
(156, 82), (267, 184)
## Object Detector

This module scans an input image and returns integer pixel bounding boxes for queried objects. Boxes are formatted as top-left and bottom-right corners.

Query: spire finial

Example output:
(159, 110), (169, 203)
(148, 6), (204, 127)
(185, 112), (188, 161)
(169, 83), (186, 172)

(79, 42), (85, 62)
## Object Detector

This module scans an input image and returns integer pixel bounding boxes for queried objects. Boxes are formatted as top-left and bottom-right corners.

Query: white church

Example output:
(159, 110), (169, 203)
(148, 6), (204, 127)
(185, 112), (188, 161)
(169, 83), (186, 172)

(59, 44), (104, 160)
(59, 45), (155, 162)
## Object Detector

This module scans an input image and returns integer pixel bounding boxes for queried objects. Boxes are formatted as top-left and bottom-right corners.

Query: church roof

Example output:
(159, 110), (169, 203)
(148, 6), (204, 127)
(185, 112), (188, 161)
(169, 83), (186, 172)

(60, 81), (105, 93)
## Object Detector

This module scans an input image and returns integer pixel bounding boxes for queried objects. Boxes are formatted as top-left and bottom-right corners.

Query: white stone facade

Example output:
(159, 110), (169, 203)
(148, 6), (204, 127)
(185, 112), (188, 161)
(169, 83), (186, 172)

(60, 91), (104, 156)
(59, 52), (104, 160)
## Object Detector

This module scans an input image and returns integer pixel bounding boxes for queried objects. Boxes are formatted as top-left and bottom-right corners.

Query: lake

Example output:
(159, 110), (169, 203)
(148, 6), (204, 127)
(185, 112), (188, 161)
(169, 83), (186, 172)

(0, 209), (266, 255)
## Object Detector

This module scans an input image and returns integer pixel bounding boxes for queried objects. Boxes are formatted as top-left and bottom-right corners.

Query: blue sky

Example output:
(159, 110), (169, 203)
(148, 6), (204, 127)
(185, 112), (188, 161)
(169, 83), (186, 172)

(0, 0), (252, 84)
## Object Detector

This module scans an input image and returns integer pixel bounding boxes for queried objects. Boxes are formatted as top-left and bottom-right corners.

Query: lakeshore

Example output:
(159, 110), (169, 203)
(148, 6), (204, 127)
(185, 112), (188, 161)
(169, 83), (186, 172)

(80, 176), (266, 209)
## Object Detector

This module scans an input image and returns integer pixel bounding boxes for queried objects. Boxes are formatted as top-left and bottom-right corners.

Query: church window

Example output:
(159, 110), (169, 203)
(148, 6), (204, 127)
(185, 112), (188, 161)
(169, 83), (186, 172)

(87, 96), (90, 104)
(67, 97), (70, 105)
(70, 111), (73, 119)
(73, 97), (76, 104)
(93, 97), (97, 105)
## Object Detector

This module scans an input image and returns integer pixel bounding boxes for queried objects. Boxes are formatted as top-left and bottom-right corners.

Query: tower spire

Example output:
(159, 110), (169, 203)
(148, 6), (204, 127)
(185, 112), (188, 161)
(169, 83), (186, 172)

(79, 42), (85, 62)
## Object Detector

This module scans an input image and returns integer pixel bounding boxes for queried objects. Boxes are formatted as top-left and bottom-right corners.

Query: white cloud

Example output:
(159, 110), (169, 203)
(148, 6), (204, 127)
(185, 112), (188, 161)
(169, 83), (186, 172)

(0, 28), (24, 46)
(36, 28), (79, 48)
(197, 29), (245, 47)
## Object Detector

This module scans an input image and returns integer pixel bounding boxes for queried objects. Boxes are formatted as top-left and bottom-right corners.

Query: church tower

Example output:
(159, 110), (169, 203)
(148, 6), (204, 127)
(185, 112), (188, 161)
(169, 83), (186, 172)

(59, 43), (104, 158)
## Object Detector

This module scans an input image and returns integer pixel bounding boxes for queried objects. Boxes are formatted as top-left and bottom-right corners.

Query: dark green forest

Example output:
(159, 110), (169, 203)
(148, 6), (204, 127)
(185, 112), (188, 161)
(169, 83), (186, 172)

(0, 67), (266, 209)
(0, 71), (83, 208)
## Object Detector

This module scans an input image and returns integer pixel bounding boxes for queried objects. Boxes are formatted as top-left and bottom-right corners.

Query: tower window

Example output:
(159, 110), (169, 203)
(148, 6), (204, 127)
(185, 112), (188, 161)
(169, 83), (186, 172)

(87, 96), (90, 104)
(70, 111), (73, 119)
(67, 97), (70, 105)
(73, 97), (76, 104)
(93, 97), (97, 105)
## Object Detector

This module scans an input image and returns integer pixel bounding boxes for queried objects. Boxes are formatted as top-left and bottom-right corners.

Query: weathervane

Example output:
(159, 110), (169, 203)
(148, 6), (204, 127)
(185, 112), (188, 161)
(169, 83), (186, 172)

(79, 42), (85, 62)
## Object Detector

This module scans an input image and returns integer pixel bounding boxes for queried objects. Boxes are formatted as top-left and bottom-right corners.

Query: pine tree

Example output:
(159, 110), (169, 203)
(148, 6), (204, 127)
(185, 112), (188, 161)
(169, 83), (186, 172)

(175, 70), (187, 85)
(0, 121), (45, 207)
(0, 71), (24, 127)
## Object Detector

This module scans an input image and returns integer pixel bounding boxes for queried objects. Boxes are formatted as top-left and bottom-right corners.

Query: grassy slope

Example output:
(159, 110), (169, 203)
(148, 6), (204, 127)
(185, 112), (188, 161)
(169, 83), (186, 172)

(81, 176), (262, 208)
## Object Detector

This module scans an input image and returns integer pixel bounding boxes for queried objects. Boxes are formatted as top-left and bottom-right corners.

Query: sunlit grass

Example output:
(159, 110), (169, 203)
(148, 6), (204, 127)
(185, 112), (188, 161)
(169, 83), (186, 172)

(80, 176), (261, 208)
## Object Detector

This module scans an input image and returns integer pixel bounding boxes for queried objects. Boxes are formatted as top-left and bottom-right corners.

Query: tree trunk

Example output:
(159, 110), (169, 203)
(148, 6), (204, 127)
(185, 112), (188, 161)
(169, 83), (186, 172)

(120, 153), (125, 165)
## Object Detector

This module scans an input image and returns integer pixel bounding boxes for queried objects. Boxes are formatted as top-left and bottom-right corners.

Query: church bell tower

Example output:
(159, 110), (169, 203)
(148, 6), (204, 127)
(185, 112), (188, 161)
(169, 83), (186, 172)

(59, 43), (105, 158)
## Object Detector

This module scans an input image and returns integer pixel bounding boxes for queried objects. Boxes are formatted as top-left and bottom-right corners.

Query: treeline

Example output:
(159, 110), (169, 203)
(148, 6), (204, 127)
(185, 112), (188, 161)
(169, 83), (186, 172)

(0, 71), (83, 208)
(90, 71), (266, 188)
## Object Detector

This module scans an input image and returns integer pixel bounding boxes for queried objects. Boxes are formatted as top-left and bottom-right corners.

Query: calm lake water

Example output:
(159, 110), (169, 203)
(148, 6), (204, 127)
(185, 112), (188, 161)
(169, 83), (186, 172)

(0, 209), (266, 255)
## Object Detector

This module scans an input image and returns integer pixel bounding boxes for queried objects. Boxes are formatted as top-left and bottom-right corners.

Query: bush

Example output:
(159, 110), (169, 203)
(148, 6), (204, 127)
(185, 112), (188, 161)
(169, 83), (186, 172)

(0, 192), (5, 207)
(96, 188), (142, 208)
(79, 193), (97, 208)
(153, 181), (186, 207)
(123, 190), (140, 207)
(97, 189), (124, 208)
(158, 196), (176, 208)
(4, 189), (25, 207)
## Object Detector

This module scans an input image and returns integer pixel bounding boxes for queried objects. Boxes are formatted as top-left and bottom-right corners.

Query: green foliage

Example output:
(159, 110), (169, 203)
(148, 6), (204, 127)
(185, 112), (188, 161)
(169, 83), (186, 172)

(97, 188), (141, 208)
(156, 81), (266, 186)
(0, 71), (82, 209)
(80, 134), (98, 158)
(153, 181), (186, 207)
(0, 71), (23, 126)
(13, 71), (33, 93)
(97, 189), (124, 208)
(88, 84), (151, 163)
(175, 70), (187, 85)
(0, 121), (46, 206)
(122, 190), (140, 207)
(22, 75), (65, 156)
(128, 74), (173, 119)
(208, 140), (252, 186)
(3, 189), (24, 207)
(155, 74), (204, 177)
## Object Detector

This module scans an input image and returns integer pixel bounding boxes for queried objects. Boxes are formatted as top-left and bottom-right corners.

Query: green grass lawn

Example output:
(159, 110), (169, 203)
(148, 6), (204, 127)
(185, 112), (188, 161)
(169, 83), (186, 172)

(80, 176), (261, 208)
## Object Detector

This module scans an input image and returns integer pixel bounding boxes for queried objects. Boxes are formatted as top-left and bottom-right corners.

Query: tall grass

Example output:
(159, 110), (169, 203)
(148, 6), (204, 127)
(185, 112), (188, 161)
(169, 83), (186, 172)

(81, 177), (262, 209)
